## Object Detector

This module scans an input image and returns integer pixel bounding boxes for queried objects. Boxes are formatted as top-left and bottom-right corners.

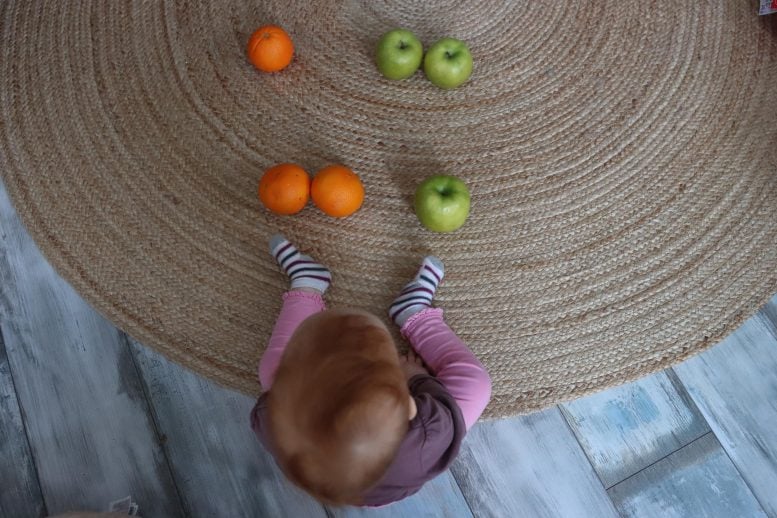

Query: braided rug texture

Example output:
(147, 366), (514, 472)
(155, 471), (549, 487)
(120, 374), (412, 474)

(1, 1), (776, 417)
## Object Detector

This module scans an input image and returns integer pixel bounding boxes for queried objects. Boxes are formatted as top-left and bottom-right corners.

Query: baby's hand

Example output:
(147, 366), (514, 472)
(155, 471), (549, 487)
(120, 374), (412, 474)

(400, 349), (430, 380)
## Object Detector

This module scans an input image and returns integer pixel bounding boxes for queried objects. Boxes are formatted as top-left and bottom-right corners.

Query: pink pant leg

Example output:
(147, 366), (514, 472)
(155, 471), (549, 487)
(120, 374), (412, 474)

(258, 290), (326, 390)
(401, 308), (492, 430)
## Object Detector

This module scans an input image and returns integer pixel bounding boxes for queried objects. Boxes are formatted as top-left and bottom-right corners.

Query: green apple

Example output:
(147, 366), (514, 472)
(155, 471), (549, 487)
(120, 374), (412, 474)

(414, 175), (471, 232)
(423, 37), (473, 89)
(375, 29), (424, 80)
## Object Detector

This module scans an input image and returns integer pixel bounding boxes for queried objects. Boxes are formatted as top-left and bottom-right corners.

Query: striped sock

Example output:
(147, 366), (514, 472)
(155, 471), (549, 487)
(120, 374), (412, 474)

(269, 235), (332, 293)
(389, 256), (444, 328)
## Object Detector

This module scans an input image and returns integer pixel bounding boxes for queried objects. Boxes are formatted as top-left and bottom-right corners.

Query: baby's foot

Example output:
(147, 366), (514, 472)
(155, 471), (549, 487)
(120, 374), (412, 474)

(389, 256), (444, 327)
(269, 235), (331, 293)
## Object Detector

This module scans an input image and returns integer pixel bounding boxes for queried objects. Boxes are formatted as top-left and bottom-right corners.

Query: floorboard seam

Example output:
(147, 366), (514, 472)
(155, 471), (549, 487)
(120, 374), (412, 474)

(714, 432), (771, 518)
(757, 301), (777, 341)
(676, 359), (772, 517)
(0, 196), (48, 514)
(557, 404), (628, 517)
(606, 431), (713, 492)
(0, 322), (49, 517)
(446, 466), (478, 518)
(122, 333), (188, 517)
(556, 405), (610, 491)
(665, 368), (714, 436)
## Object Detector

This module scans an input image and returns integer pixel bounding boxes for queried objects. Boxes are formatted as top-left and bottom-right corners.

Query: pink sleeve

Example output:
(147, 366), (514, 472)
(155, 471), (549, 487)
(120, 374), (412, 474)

(401, 308), (492, 430)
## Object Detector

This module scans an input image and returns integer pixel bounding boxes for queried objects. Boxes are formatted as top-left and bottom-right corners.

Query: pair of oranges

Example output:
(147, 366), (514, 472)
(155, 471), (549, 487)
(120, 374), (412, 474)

(258, 164), (365, 218)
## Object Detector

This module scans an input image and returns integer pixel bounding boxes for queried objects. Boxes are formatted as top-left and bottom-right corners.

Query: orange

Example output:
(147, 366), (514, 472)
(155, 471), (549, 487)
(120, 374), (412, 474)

(311, 165), (365, 218)
(246, 25), (294, 72)
(258, 163), (310, 215)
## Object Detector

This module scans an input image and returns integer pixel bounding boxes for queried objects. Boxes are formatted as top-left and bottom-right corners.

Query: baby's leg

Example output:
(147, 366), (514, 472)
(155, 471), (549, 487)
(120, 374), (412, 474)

(259, 290), (326, 389)
(258, 235), (331, 389)
(402, 309), (491, 430)
(389, 257), (491, 430)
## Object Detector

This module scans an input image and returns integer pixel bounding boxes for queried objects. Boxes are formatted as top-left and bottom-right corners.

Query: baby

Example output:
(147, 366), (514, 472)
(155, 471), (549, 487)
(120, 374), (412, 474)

(251, 235), (492, 507)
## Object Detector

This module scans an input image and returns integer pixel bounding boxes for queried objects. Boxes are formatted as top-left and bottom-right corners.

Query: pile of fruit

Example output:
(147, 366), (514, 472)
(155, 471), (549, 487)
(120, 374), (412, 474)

(248, 25), (471, 233)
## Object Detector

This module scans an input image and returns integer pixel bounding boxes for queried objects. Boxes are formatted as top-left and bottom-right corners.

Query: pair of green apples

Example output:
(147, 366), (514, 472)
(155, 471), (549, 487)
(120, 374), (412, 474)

(375, 29), (473, 89)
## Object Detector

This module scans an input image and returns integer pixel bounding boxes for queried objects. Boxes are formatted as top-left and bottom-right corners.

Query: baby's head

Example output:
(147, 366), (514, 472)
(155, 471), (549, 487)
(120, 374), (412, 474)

(267, 308), (412, 505)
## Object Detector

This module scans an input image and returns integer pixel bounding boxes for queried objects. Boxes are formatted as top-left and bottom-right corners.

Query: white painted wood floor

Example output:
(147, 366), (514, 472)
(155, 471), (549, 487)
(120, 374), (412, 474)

(1, 178), (776, 518)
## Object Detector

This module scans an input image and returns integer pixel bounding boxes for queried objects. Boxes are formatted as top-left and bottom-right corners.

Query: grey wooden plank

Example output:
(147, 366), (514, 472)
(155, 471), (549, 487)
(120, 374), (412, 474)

(450, 408), (618, 518)
(129, 338), (327, 518)
(0, 181), (183, 517)
(608, 433), (767, 518)
(560, 370), (710, 488)
(673, 296), (777, 517)
(0, 327), (46, 518)
(329, 471), (473, 518)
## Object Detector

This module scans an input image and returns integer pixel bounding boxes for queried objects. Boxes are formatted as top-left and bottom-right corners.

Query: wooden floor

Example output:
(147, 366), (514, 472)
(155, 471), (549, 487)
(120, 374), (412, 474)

(2, 178), (776, 518)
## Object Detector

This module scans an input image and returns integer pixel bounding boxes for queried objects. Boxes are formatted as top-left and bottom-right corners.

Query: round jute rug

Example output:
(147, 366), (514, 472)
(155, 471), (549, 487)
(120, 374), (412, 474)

(1, 2), (776, 417)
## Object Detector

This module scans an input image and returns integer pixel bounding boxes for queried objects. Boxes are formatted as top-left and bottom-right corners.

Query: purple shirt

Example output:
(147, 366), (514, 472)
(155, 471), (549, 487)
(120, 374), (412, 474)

(250, 374), (466, 507)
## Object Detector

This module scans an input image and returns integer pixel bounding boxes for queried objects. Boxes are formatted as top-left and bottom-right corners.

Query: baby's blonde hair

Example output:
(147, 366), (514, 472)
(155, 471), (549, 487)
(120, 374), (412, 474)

(267, 310), (410, 505)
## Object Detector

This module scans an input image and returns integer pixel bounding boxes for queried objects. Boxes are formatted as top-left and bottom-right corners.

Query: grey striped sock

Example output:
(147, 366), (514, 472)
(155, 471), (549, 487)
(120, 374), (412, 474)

(270, 235), (331, 293)
(389, 256), (444, 327)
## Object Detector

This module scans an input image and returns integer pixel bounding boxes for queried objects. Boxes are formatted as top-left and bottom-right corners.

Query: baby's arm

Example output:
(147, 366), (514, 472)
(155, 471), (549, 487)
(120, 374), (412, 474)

(402, 309), (491, 430)
(389, 256), (491, 429)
